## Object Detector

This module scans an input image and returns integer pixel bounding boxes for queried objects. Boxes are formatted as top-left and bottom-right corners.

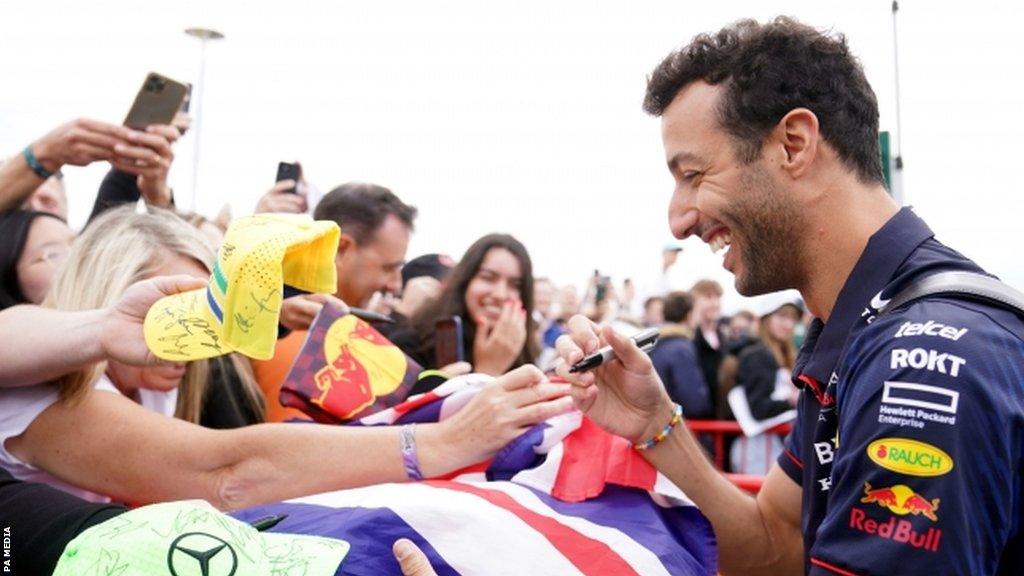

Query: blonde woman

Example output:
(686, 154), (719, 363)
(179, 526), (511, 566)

(45, 206), (263, 425)
(0, 206), (572, 506)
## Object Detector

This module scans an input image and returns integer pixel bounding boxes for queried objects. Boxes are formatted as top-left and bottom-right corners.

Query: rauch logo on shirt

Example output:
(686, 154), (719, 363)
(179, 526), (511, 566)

(867, 438), (953, 477)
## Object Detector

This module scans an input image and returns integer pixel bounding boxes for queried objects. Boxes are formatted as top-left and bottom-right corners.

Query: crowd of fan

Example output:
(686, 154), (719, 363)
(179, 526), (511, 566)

(0, 112), (795, 573)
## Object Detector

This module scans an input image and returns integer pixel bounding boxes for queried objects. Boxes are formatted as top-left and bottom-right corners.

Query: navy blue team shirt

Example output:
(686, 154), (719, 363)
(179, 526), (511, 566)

(776, 207), (1024, 575)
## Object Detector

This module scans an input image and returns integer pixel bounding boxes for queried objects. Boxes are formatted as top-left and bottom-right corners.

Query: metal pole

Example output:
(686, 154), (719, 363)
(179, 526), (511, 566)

(190, 39), (207, 211)
(184, 28), (224, 212)
(891, 1), (904, 170)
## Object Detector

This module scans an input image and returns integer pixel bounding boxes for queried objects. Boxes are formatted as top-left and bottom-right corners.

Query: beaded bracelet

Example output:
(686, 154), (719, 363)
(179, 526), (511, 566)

(22, 146), (54, 180)
(399, 423), (424, 480)
(633, 403), (683, 451)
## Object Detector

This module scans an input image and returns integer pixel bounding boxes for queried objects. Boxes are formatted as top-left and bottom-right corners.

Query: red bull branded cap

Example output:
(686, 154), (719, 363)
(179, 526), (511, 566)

(143, 213), (340, 361)
(52, 500), (349, 575)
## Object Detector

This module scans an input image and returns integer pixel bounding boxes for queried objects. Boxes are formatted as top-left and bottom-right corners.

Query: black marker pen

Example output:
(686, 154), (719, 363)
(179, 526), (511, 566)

(568, 327), (660, 373)
(348, 307), (395, 324)
(249, 514), (288, 531)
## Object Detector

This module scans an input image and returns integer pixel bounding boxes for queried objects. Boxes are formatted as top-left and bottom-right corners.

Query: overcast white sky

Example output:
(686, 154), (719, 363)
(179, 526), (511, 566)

(3, 1), (1021, 312)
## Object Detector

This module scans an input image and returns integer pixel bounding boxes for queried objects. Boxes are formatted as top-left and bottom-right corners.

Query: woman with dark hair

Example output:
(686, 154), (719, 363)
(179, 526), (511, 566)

(392, 233), (539, 385)
(0, 209), (75, 310)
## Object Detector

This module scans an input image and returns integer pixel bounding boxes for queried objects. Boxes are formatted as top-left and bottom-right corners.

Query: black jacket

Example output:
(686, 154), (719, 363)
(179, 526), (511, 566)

(87, 169), (174, 225)
(0, 468), (125, 575)
(733, 342), (793, 421)
(693, 325), (726, 414)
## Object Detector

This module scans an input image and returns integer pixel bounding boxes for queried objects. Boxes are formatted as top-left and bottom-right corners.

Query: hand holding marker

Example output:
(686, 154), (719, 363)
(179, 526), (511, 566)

(568, 327), (660, 373)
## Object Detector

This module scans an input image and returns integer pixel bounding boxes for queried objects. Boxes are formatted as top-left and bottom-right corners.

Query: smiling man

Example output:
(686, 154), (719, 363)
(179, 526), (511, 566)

(555, 17), (1024, 576)
(314, 182), (418, 308)
(253, 182), (418, 422)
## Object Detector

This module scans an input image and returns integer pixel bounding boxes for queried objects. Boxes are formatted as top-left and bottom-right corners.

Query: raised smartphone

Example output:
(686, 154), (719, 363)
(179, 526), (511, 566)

(123, 72), (189, 130)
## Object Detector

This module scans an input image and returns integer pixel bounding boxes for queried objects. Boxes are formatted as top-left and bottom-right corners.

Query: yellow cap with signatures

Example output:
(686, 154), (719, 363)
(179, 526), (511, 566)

(143, 213), (339, 361)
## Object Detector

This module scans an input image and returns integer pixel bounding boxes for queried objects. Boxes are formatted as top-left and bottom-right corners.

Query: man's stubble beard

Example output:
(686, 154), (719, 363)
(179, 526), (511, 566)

(725, 163), (808, 297)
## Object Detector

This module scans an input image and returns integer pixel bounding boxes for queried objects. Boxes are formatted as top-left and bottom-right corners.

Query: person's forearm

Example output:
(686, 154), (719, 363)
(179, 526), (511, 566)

(139, 180), (173, 208)
(0, 150), (47, 212)
(0, 306), (106, 387)
(210, 421), (466, 510)
(26, 391), (475, 511)
(642, 424), (803, 575)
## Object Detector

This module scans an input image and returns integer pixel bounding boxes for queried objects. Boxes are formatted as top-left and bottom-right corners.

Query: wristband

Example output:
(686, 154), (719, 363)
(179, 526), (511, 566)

(22, 146), (55, 180)
(633, 403), (683, 451)
(399, 424), (424, 481)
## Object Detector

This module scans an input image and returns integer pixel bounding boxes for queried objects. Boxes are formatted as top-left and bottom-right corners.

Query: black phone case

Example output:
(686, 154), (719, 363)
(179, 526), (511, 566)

(276, 162), (301, 193)
(434, 317), (465, 366)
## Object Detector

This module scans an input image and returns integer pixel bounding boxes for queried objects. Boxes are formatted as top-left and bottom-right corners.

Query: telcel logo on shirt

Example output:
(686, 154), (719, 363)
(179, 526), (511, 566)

(894, 320), (968, 341)
(867, 438), (953, 476)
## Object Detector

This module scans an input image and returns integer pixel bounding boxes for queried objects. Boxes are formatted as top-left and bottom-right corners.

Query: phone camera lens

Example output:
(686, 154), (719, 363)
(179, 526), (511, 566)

(145, 77), (166, 93)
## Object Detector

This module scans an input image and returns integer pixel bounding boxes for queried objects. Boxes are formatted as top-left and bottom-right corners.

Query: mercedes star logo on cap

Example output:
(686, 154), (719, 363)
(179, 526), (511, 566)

(167, 532), (239, 576)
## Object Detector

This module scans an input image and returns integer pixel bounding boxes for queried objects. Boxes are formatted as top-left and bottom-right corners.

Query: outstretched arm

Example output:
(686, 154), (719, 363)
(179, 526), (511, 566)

(0, 275), (205, 388)
(554, 316), (803, 575)
(9, 365), (572, 510)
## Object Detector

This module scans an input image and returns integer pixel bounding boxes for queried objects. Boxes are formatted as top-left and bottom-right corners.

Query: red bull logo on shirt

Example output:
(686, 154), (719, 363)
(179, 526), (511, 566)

(860, 482), (940, 521)
(849, 507), (942, 553)
(847, 481), (942, 549)
(851, 483), (942, 552)
(867, 438), (954, 476)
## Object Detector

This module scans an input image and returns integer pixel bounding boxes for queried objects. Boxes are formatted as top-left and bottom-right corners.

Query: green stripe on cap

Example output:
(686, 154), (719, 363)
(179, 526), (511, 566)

(213, 260), (229, 294)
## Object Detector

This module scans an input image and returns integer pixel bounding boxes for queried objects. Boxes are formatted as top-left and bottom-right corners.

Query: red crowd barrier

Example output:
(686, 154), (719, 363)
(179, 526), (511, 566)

(684, 420), (793, 493)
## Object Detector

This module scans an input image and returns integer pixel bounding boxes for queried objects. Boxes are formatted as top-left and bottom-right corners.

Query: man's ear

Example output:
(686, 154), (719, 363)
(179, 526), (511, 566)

(771, 108), (819, 179)
(336, 233), (355, 259)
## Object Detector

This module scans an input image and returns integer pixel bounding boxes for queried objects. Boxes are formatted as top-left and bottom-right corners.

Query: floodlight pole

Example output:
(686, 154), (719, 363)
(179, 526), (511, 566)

(891, 2), (904, 171)
(184, 27), (225, 211)
(889, 2), (906, 204)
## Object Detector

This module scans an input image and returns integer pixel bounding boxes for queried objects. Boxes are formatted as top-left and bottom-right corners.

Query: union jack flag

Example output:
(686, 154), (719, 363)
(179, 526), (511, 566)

(232, 375), (717, 575)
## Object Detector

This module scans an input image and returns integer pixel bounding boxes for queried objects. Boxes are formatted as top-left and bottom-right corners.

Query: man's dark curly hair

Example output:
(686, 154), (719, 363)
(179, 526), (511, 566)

(644, 17), (884, 185)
